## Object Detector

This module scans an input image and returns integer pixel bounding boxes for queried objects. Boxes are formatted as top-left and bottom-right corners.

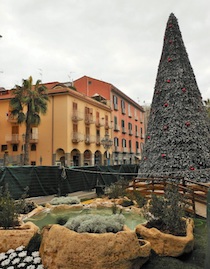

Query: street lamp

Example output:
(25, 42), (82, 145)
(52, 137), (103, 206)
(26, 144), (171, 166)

(22, 134), (25, 165)
(101, 133), (113, 165)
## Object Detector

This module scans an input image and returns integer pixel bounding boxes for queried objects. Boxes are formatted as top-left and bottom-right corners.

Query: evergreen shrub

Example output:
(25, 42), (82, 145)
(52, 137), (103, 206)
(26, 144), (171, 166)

(144, 184), (186, 235)
(0, 187), (19, 229)
(108, 179), (129, 199)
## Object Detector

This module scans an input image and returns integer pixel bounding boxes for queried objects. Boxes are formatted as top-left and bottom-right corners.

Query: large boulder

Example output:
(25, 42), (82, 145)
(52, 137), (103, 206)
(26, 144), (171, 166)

(135, 218), (194, 257)
(39, 224), (151, 269)
(0, 222), (39, 252)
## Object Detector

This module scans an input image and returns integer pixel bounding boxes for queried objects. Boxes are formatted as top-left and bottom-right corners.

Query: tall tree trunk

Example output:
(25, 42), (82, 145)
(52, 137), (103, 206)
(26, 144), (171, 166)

(24, 113), (30, 165)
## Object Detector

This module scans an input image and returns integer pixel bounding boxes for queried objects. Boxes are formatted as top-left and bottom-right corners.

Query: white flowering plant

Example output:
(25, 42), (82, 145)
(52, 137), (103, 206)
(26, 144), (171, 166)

(0, 246), (44, 269)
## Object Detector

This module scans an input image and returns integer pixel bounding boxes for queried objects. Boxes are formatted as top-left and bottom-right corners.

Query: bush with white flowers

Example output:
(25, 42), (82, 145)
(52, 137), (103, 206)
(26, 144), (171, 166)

(0, 246), (44, 269)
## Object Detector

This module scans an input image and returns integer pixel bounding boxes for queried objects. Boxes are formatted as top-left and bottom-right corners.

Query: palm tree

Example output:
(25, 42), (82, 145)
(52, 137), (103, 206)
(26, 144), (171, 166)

(10, 76), (49, 165)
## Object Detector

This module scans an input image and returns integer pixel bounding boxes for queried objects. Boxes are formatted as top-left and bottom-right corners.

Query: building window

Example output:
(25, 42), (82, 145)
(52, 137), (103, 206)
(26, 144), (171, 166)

(12, 144), (18, 152)
(113, 95), (118, 110)
(1, 145), (7, 152)
(122, 139), (126, 148)
(31, 144), (36, 151)
(121, 120), (126, 133)
(121, 100), (125, 114)
(128, 104), (132, 117)
(128, 123), (132, 135)
(114, 137), (119, 146)
(31, 161), (36, 166)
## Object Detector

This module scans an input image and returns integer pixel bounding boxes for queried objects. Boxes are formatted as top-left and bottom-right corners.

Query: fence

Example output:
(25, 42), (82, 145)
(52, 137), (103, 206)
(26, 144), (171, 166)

(0, 164), (138, 199)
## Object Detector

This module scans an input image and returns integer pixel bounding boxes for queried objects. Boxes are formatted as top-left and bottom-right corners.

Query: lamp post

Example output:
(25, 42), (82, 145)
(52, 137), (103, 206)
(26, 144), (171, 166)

(101, 133), (113, 165)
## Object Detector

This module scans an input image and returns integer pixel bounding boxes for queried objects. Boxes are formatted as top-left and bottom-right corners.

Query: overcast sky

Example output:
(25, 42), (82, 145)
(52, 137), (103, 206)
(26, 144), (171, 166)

(1, 0), (209, 105)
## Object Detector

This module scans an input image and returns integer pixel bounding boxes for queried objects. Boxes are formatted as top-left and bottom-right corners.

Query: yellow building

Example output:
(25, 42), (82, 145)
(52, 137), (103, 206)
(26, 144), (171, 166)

(0, 82), (112, 166)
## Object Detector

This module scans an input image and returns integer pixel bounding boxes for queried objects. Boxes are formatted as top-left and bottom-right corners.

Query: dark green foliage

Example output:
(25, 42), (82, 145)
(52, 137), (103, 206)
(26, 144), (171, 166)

(56, 216), (68, 225)
(25, 232), (42, 255)
(127, 190), (147, 208)
(108, 179), (129, 199)
(15, 187), (36, 214)
(120, 199), (134, 207)
(0, 188), (19, 229)
(65, 214), (125, 233)
(144, 184), (186, 235)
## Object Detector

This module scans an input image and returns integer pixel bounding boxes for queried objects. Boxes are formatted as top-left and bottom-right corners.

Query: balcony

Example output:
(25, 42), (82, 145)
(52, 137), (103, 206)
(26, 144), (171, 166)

(122, 127), (126, 134)
(5, 134), (20, 144)
(84, 114), (95, 124)
(84, 135), (95, 145)
(95, 119), (104, 128)
(114, 146), (119, 152)
(121, 108), (126, 115)
(30, 133), (39, 143)
(128, 130), (133, 136)
(113, 124), (120, 131)
(96, 136), (101, 146)
(135, 115), (139, 121)
(113, 104), (118, 111)
(72, 132), (84, 143)
(128, 113), (132, 118)
(72, 110), (83, 121)
(135, 132), (139, 138)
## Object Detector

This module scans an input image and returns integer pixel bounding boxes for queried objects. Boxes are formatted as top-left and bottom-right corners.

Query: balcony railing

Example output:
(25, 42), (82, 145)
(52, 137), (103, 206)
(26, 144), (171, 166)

(30, 133), (39, 143)
(128, 130), (133, 136)
(72, 132), (84, 143)
(96, 136), (101, 145)
(84, 114), (95, 124)
(84, 135), (95, 144)
(5, 134), (20, 144)
(95, 119), (104, 128)
(122, 127), (126, 134)
(72, 110), (83, 121)
(113, 124), (120, 131)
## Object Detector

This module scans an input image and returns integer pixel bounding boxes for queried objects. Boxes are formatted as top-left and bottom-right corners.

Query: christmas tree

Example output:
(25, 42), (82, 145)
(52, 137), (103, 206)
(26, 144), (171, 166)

(138, 13), (210, 182)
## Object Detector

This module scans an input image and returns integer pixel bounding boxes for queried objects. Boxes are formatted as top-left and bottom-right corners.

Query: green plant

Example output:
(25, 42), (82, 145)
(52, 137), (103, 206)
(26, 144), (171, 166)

(127, 190), (147, 208)
(144, 184), (186, 235)
(120, 199), (134, 207)
(50, 196), (80, 205)
(108, 179), (129, 199)
(0, 187), (19, 229)
(56, 216), (69, 225)
(65, 214), (125, 233)
(15, 187), (36, 214)
(25, 232), (42, 254)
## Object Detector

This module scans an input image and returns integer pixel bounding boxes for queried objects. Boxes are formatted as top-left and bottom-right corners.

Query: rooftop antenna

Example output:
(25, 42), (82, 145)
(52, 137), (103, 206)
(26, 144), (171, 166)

(38, 68), (43, 81)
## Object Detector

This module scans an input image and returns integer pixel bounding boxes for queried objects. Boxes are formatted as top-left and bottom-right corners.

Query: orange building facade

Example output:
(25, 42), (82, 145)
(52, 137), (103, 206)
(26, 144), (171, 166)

(74, 76), (145, 165)
(0, 83), (112, 166)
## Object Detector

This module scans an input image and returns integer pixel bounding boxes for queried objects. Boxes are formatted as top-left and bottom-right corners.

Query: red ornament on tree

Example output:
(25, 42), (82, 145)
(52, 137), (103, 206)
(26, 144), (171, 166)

(164, 103), (169, 107)
(169, 39), (173, 44)
(161, 153), (166, 158)
(189, 166), (195, 171)
(147, 136), (151, 140)
(143, 157), (147, 160)
(182, 87), (186, 92)
(185, 121), (190, 127)
(163, 125), (168, 130)
(168, 57), (172, 62)
(168, 24), (173, 28)
(166, 79), (171, 83)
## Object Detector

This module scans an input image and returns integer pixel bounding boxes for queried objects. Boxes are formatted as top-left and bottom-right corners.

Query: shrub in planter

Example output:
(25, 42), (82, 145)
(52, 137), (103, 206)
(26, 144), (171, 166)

(144, 184), (186, 236)
(50, 196), (80, 205)
(0, 188), (20, 229)
(65, 214), (125, 233)
(108, 179), (129, 199)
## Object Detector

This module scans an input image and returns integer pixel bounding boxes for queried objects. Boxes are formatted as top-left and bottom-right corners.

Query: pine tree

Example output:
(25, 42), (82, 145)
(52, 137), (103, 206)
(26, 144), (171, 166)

(139, 13), (210, 182)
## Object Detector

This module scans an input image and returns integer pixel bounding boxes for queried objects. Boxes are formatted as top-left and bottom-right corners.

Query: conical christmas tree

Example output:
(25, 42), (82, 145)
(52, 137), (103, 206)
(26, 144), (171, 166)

(139, 13), (210, 182)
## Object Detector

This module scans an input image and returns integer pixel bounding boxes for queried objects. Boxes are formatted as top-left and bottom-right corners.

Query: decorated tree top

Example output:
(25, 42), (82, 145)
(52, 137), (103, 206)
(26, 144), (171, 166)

(138, 13), (210, 182)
